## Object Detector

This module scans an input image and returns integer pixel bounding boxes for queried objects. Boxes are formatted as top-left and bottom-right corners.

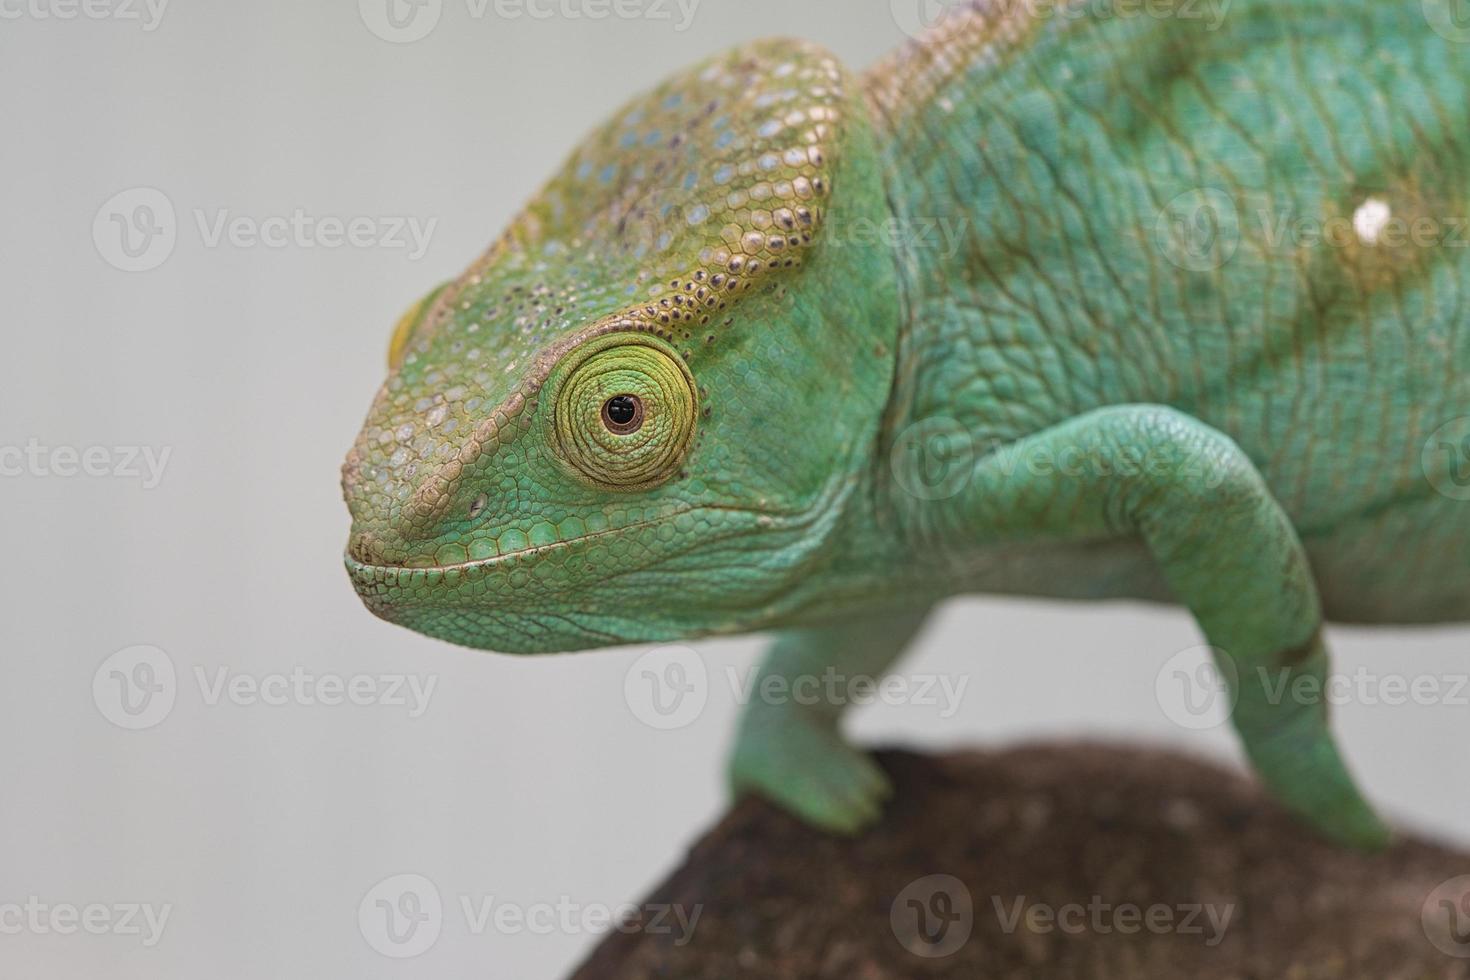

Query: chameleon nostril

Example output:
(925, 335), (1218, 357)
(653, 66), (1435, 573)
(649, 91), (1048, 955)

(349, 532), (377, 564)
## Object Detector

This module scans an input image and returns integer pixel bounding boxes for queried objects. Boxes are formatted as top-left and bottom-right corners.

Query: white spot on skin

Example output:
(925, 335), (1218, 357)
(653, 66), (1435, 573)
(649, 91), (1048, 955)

(1353, 197), (1392, 244)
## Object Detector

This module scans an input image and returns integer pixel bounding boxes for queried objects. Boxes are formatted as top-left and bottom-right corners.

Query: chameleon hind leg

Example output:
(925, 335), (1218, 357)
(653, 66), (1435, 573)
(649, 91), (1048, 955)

(935, 404), (1388, 848)
(727, 609), (930, 834)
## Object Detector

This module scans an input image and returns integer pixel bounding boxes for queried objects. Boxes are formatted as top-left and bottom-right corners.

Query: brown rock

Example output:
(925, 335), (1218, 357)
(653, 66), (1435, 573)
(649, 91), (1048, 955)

(571, 744), (1470, 979)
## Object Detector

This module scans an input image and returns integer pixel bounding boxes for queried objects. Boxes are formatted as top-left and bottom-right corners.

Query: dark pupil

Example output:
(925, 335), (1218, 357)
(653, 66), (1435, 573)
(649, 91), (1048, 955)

(605, 395), (637, 425)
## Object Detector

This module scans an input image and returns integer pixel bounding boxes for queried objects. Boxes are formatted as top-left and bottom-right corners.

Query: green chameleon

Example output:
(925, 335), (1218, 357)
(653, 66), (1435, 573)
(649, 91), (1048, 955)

(343, 0), (1470, 848)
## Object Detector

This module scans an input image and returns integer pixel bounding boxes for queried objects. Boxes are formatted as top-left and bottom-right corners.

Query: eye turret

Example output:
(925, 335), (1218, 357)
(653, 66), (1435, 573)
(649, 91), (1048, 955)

(552, 337), (697, 491)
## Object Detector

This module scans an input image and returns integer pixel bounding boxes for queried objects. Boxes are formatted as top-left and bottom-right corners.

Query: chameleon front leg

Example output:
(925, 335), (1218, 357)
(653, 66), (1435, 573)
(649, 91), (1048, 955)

(727, 609), (930, 834)
(936, 404), (1388, 848)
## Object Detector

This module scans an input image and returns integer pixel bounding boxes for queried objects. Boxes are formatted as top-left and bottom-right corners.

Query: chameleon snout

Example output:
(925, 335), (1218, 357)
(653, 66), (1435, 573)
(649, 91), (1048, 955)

(345, 529), (405, 569)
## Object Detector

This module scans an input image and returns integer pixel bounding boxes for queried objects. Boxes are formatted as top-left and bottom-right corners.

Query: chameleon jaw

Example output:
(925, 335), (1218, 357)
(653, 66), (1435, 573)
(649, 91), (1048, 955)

(342, 514), (669, 587)
(341, 515), (689, 653)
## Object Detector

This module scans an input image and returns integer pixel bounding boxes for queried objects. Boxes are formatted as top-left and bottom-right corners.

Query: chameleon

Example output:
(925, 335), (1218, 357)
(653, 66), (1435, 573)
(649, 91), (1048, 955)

(342, 0), (1470, 849)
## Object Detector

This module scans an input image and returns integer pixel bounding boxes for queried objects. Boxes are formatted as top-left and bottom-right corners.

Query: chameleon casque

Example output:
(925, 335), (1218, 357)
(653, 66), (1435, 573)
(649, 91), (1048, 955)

(344, 0), (1470, 848)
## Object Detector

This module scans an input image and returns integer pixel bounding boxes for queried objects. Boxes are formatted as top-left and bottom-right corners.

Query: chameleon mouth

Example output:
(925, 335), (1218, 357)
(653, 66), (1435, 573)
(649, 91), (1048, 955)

(342, 506), (729, 592)
(343, 520), (644, 587)
(343, 501), (790, 616)
(345, 546), (544, 587)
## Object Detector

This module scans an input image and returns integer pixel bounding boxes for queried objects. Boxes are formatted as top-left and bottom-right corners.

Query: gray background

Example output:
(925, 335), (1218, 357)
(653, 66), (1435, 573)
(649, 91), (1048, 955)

(2, 1), (1466, 977)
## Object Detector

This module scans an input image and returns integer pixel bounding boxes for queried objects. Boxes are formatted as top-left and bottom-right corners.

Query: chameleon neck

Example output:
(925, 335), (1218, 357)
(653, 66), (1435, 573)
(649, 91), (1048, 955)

(864, 0), (1232, 445)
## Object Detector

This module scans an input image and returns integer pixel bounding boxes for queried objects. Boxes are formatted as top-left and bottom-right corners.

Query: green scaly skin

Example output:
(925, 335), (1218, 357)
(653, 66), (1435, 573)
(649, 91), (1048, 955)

(343, 0), (1470, 849)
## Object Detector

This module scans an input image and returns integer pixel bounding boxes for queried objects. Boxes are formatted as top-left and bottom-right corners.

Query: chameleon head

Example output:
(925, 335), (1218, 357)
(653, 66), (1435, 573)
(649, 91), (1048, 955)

(342, 39), (898, 653)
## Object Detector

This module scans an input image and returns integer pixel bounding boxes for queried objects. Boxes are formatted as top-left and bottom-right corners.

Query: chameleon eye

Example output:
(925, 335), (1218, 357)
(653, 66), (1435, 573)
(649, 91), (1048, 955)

(601, 395), (643, 434)
(553, 339), (697, 490)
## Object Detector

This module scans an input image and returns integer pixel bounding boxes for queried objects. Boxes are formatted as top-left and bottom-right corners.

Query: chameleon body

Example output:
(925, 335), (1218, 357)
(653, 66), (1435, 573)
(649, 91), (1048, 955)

(344, 0), (1470, 847)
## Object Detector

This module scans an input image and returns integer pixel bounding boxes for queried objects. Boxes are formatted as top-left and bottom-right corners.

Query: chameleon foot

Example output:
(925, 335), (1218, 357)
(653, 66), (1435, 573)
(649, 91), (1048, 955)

(728, 712), (892, 835)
